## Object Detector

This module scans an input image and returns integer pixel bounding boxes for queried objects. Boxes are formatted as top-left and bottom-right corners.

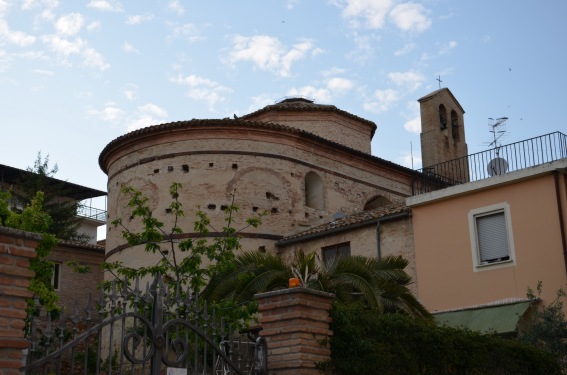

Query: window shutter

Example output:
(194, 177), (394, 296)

(476, 212), (509, 263)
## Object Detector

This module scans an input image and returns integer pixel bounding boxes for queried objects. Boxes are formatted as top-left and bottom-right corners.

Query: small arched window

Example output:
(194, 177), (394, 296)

(451, 110), (460, 140)
(363, 195), (392, 211)
(439, 104), (448, 130)
(305, 172), (324, 210)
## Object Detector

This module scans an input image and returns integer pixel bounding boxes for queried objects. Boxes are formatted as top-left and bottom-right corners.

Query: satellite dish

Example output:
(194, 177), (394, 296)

(487, 157), (508, 176)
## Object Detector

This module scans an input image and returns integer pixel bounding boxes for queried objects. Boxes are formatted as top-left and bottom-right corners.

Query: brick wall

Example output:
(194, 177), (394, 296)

(255, 287), (334, 375)
(48, 243), (104, 314)
(0, 227), (39, 375)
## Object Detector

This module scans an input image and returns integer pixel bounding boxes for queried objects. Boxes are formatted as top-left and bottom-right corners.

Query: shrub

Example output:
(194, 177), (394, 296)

(323, 302), (560, 375)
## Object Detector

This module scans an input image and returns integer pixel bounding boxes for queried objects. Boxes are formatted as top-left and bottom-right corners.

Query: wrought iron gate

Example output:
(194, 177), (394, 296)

(21, 274), (267, 375)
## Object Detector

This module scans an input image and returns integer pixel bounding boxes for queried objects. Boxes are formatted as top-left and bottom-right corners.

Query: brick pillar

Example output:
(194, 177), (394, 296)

(0, 228), (39, 375)
(255, 287), (334, 375)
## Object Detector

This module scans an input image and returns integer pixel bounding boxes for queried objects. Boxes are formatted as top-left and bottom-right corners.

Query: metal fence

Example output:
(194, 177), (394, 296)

(77, 205), (107, 222)
(412, 131), (567, 195)
(21, 274), (267, 375)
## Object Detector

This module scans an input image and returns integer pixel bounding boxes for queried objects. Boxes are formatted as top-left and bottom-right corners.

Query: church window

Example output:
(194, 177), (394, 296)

(305, 172), (324, 210)
(439, 104), (448, 130)
(451, 110), (460, 140)
(363, 195), (392, 211)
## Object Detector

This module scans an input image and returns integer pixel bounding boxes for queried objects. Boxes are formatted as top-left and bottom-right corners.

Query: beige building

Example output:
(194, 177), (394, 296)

(99, 97), (419, 272)
(99, 89), (567, 335)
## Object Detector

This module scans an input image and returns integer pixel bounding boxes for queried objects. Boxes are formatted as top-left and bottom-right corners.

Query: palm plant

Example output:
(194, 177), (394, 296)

(203, 250), (431, 319)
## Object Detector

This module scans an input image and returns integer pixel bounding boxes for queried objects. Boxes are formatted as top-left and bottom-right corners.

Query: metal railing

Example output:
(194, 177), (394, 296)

(412, 132), (567, 195)
(77, 205), (107, 222)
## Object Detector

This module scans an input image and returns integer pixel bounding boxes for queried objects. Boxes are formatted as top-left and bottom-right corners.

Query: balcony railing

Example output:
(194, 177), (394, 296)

(412, 131), (567, 196)
(77, 205), (107, 222)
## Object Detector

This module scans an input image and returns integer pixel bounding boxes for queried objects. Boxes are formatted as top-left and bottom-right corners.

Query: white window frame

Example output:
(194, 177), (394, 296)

(468, 203), (515, 271)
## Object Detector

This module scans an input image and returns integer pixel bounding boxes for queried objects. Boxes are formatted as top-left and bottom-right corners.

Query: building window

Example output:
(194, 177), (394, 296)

(363, 195), (391, 211)
(51, 263), (61, 291)
(305, 172), (324, 210)
(322, 242), (350, 264)
(439, 104), (447, 130)
(469, 203), (515, 270)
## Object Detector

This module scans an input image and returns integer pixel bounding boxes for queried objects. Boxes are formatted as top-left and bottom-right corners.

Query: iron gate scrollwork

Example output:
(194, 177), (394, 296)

(21, 274), (267, 375)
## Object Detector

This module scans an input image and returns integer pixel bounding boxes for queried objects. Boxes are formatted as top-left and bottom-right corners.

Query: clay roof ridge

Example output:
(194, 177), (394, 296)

(276, 203), (410, 246)
(99, 119), (419, 177)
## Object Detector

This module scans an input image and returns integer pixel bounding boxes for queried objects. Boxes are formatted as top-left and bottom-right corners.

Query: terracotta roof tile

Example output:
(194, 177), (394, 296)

(277, 203), (410, 246)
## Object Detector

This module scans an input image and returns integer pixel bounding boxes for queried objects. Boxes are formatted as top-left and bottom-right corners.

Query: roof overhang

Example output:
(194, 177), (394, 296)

(433, 299), (533, 335)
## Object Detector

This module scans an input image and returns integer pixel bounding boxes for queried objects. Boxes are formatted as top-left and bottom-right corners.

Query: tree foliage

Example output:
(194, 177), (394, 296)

(0, 188), (59, 333)
(517, 282), (567, 370)
(15, 152), (89, 242)
(203, 249), (431, 319)
(104, 182), (265, 325)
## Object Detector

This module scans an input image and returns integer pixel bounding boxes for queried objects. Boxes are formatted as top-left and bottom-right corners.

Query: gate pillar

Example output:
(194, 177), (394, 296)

(255, 288), (334, 375)
(0, 228), (39, 375)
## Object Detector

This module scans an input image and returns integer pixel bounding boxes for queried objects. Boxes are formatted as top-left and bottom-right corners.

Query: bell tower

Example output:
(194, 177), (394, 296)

(418, 88), (469, 183)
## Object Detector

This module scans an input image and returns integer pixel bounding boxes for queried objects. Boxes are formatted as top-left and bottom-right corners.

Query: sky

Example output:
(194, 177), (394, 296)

(1, 0), (566, 218)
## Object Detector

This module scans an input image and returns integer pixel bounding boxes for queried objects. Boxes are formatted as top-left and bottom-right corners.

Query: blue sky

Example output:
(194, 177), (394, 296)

(1, 0), (566, 213)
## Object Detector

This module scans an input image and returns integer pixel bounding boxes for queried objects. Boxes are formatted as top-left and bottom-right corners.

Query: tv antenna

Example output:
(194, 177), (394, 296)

(486, 117), (509, 176)
(488, 117), (508, 154)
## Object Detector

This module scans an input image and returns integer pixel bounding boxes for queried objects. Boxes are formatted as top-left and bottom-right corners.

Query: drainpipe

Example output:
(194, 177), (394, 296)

(553, 171), (567, 275)
(376, 211), (411, 260)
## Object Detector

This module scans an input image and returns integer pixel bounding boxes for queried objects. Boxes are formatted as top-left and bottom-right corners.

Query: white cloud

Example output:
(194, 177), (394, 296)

(0, 0), (10, 15)
(286, 0), (300, 9)
(82, 47), (109, 70)
(41, 33), (109, 70)
(167, 0), (185, 15)
(402, 101), (420, 134)
(42, 35), (85, 56)
(122, 42), (139, 54)
(346, 32), (378, 63)
(398, 151), (421, 169)
(327, 77), (353, 92)
(169, 24), (205, 42)
(126, 14), (153, 25)
(388, 70), (424, 92)
(21, 0), (58, 11)
(403, 116), (420, 133)
(0, 20), (36, 46)
(126, 103), (168, 132)
(389, 3), (431, 33)
(394, 43), (415, 56)
(87, 102), (125, 122)
(322, 67), (347, 77)
(31, 68), (54, 76)
(248, 94), (275, 113)
(170, 74), (233, 111)
(123, 83), (137, 101)
(227, 35), (316, 77)
(287, 86), (332, 103)
(87, 21), (101, 31)
(55, 13), (84, 36)
(363, 89), (399, 114)
(341, 0), (392, 29)
(439, 40), (457, 55)
(87, 0), (122, 12)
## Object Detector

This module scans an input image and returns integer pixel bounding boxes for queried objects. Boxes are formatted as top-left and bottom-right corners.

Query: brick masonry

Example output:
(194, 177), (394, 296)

(255, 287), (334, 375)
(0, 227), (39, 375)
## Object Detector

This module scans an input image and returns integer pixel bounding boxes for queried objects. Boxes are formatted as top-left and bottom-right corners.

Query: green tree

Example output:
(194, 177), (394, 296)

(0, 188), (59, 333)
(104, 183), (265, 325)
(14, 152), (89, 243)
(517, 282), (567, 370)
(203, 249), (431, 319)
